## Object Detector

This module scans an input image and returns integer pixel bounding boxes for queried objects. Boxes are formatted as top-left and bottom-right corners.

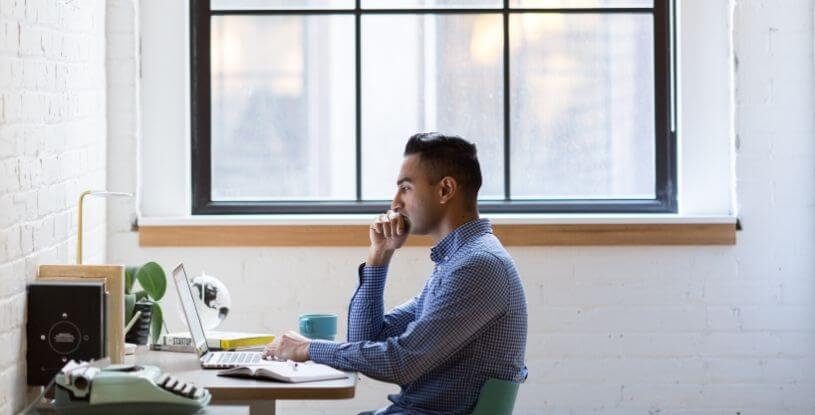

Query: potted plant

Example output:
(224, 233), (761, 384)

(124, 262), (167, 345)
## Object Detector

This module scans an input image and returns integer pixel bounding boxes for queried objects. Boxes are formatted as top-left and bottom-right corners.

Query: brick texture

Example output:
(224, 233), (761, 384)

(0, 0), (107, 413)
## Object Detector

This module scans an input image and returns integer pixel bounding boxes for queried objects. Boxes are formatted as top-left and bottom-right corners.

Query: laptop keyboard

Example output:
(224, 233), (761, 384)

(216, 352), (263, 365)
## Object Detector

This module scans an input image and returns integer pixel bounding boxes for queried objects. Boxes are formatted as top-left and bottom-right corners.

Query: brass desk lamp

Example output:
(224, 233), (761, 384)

(77, 190), (133, 264)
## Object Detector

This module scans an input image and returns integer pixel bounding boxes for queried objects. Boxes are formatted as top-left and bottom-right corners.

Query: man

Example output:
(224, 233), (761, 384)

(265, 132), (528, 415)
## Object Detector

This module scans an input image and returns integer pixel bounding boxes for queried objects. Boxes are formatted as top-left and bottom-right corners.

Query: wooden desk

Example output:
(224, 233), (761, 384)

(128, 348), (357, 415)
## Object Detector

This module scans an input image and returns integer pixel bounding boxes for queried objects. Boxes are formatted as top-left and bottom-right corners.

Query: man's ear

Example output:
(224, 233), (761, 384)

(438, 176), (457, 205)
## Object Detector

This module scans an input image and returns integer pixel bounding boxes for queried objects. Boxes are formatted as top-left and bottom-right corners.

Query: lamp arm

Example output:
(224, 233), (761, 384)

(76, 190), (93, 264)
(76, 190), (133, 264)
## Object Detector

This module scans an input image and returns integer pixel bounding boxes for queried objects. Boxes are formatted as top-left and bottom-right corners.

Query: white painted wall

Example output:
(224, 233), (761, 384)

(105, 0), (815, 414)
(0, 0), (108, 412)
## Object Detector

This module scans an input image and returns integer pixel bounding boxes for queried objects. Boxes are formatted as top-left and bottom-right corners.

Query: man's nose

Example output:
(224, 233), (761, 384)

(391, 196), (403, 211)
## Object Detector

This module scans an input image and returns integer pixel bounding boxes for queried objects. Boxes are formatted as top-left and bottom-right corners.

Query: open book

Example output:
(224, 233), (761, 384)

(217, 361), (348, 383)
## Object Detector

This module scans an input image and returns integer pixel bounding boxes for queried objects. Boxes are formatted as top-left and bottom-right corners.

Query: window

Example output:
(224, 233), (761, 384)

(191, 0), (675, 214)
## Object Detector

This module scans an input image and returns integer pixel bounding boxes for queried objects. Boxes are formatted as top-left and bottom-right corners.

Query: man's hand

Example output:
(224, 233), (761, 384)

(368, 210), (409, 266)
(262, 331), (312, 362)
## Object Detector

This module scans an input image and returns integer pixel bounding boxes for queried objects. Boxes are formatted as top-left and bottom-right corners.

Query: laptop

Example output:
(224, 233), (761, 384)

(172, 263), (268, 369)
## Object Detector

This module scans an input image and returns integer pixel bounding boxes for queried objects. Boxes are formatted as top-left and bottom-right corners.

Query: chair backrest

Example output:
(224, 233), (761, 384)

(470, 378), (520, 415)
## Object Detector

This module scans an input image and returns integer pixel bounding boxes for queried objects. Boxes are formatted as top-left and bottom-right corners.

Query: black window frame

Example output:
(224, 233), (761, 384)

(191, 0), (677, 215)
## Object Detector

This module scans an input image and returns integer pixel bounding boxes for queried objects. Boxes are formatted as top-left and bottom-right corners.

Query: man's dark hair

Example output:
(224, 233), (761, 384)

(404, 132), (483, 206)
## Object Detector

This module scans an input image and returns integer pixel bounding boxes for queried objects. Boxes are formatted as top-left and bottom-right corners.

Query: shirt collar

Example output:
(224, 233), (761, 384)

(430, 218), (492, 264)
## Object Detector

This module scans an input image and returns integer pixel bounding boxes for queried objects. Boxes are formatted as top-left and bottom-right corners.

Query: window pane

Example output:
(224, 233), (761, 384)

(361, 14), (504, 201)
(362, 0), (501, 9)
(510, 13), (655, 199)
(211, 0), (354, 10)
(210, 16), (356, 201)
(511, 0), (652, 8)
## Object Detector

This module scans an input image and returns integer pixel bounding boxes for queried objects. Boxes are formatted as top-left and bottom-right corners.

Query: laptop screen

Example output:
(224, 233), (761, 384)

(172, 264), (209, 357)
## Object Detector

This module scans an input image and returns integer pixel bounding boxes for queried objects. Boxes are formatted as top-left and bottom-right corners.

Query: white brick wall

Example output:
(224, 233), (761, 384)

(0, 0), (107, 413)
(97, 0), (814, 414)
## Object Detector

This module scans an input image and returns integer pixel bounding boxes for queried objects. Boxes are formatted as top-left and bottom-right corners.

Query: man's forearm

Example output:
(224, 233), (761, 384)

(366, 247), (394, 267)
(309, 338), (418, 385)
(347, 264), (388, 342)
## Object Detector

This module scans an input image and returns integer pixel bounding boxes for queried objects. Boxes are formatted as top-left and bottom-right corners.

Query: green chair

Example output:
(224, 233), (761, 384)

(470, 378), (521, 415)
(357, 378), (521, 415)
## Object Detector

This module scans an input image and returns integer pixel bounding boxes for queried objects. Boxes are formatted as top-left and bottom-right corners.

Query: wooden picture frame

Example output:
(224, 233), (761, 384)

(37, 265), (126, 363)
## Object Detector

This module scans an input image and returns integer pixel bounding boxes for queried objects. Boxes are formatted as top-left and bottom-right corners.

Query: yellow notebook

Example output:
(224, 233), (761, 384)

(161, 331), (275, 350)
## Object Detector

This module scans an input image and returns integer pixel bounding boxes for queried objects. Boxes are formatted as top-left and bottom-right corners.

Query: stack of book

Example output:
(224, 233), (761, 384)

(151, 331), (275, 353)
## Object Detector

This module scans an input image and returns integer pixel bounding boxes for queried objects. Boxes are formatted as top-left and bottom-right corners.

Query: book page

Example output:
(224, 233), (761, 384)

(219, 361), (347, 382)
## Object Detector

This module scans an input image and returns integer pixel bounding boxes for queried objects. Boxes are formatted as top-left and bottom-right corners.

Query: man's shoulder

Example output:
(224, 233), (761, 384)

(459, 233), (512, 263)
(451, 235), (516, 278)
(458, 250), (504, 270)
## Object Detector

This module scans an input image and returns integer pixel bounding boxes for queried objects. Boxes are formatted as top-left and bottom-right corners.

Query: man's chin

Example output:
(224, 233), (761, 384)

(401, 215), (418, 234)
(407, 225), (427, 236)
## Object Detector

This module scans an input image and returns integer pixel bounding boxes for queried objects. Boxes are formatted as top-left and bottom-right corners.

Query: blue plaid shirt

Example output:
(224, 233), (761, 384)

(310, 219), (528, 415)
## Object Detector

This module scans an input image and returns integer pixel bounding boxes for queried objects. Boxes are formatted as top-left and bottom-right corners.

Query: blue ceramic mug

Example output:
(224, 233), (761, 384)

(299, 314), (337, 341)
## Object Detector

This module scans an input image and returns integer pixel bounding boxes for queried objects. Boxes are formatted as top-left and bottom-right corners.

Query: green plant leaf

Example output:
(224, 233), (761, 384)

(125, 266), (139, 294)
(150, 302), (164, 345)
(135, 290), (148, 302)
(125, 293), (136, 326)
(136, 262), (167, 301)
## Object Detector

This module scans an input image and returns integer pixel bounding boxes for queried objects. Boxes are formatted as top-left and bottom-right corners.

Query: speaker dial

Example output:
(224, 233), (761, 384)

(48, 320), (82, 355)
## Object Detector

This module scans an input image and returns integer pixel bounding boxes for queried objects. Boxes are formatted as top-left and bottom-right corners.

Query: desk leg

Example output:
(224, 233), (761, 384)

(248, 400), (276, 415)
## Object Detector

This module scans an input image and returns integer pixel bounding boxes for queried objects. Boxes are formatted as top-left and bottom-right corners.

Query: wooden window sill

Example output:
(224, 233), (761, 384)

(137, 215), (737, 247)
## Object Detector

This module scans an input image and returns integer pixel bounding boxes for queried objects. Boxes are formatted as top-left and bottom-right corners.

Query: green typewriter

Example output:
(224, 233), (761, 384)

(53, 361), (211, 415)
